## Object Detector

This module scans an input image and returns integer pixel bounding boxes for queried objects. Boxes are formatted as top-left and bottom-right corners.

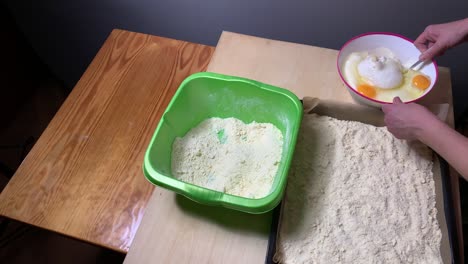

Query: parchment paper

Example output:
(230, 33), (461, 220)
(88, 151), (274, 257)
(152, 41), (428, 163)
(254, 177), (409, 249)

(274, 97), (452, 263)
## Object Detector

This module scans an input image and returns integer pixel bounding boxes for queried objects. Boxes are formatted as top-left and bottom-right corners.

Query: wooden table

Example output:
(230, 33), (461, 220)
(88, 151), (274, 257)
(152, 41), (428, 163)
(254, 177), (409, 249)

(124, 32), (463, 263)
(0, 29), (214, 252)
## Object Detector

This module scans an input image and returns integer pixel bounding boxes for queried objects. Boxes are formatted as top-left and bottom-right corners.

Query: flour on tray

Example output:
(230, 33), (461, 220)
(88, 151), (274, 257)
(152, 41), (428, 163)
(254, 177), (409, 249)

(277, 114), (442, 263)
(171, 117), (283, 199)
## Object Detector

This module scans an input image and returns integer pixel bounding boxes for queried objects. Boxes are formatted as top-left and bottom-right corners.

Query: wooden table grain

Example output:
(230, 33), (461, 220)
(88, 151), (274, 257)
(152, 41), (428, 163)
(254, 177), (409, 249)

(0, 29), (214, 252)
(208, 31), (463, 262)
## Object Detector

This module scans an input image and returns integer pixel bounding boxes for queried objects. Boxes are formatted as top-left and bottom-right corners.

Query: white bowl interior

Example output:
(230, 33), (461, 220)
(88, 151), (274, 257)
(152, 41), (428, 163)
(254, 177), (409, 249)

(337, 34), (438, 103)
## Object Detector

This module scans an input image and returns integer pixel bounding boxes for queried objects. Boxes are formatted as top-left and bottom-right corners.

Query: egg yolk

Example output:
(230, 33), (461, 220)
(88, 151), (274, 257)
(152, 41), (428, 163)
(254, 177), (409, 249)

(357, 84), (376, 98)
(412, 75), (430, 90)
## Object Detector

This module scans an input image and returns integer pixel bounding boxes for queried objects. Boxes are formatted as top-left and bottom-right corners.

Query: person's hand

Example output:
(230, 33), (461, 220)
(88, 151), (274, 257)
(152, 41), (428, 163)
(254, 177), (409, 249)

(415, 18), (468, 61)
(381, 97), (438, 140)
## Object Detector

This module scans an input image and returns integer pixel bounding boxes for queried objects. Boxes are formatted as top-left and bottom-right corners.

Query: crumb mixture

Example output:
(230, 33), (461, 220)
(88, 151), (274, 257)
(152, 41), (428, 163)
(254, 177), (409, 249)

(277, 114), (442, 263)
(172, 117), (283, 199)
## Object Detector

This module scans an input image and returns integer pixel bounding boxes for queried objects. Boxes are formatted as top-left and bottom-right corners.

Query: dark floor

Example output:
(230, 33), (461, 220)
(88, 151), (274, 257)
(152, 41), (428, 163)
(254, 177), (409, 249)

(0, 219), (124, 264)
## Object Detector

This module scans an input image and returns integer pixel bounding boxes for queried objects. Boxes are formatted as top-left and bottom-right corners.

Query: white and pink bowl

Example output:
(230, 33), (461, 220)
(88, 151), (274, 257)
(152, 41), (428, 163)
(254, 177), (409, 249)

(337, 32), (438, 108)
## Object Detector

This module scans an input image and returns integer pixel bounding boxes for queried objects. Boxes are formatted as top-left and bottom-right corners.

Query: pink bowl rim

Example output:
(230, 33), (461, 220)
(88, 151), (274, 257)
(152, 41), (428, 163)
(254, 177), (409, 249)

(336, 32), (439, 105)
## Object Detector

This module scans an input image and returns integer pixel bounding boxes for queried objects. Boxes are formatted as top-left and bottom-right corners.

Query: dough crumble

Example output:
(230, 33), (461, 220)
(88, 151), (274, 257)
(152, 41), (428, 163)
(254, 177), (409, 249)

(171, 117), (283, 199)
(277, 114), (442, 263)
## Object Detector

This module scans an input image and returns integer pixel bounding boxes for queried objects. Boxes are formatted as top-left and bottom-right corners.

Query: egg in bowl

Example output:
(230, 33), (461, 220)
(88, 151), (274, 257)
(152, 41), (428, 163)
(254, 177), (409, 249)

(342, 47), (431, 103)
(337, 33), (438, 107)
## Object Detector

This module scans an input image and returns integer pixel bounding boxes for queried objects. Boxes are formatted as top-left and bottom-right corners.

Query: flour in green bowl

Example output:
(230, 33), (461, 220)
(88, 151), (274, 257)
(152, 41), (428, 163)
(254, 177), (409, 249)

(171, 117), (283, 199)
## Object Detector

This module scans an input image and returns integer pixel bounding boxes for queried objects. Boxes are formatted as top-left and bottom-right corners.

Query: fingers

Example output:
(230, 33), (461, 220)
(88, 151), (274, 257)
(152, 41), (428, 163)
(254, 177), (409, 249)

(385, 123), (405, 139)
(381, 103), (391, 113)
(393, 97), (403, 104)
(382, 97), (403, 114)
(414, 31), (429, 52)
(384, 122), (401, 138)
(420, 42), (444, 61)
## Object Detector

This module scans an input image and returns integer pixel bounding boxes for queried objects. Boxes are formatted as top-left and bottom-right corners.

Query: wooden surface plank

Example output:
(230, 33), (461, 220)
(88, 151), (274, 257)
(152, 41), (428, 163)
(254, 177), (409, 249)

(124, 188), (271, 264)
(206, 31), (463, 262)
(0, 29), (214, 252)
(207, 32), (348, 102)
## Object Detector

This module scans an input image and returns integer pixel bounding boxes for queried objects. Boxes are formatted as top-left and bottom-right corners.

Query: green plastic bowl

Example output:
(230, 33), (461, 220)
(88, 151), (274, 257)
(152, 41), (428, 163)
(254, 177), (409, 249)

(143, 72), (302, 214)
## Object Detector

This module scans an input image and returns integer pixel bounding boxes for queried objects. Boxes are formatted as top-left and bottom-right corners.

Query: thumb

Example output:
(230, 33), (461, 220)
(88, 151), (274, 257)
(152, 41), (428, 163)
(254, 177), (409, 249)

(393, 97), (403, 104)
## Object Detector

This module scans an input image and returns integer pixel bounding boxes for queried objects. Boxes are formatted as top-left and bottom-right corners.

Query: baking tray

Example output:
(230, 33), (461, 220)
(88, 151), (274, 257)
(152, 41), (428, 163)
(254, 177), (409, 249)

(265, 98), (457, 264)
